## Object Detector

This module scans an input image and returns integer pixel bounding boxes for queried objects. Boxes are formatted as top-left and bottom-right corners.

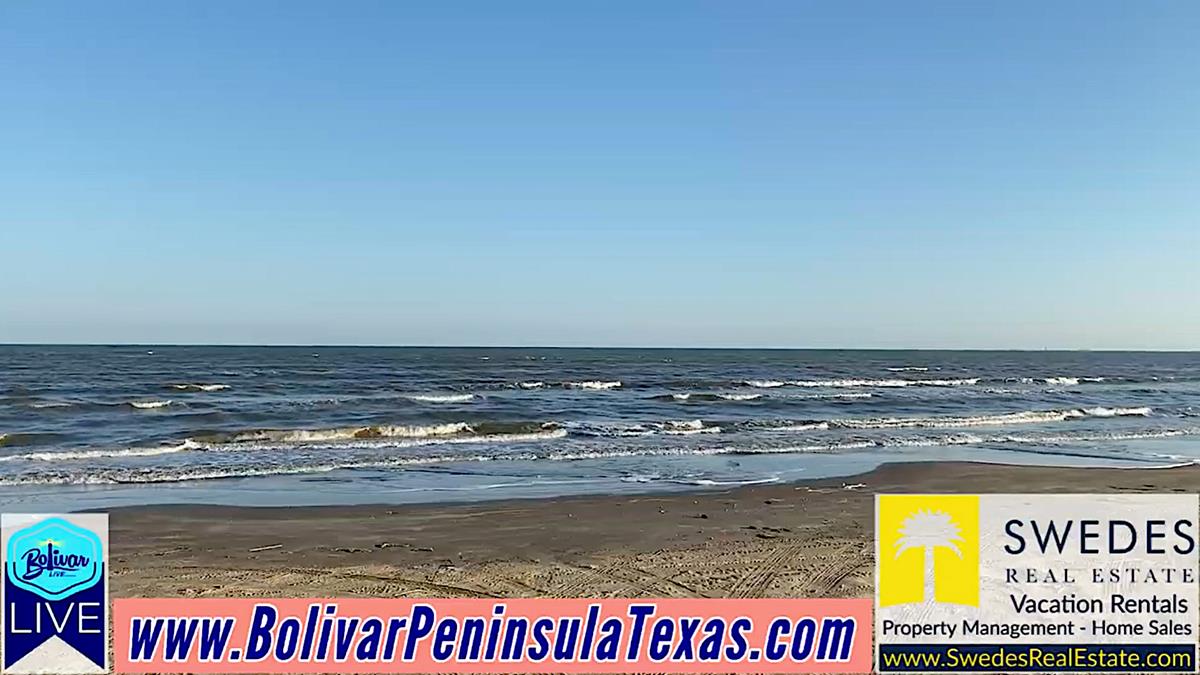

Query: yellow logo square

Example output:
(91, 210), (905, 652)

(877, 494), (979, 607)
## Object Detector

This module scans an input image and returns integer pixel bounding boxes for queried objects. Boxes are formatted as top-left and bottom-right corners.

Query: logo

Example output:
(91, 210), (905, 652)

(6, 518), (102, 600)
(877, 494), (979, 607)
(3, 513), (108, 674)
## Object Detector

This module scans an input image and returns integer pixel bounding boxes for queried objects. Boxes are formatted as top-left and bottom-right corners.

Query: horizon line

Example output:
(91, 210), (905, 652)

(1, 342), (1198, 353)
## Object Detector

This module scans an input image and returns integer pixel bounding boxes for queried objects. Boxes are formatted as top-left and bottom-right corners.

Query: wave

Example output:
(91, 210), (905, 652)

(28, 400), (74, 409)
(517, 381), (545, 389)
(1082, 406), (1152, 418)
(661, 419), (721, 435)
(564, 381), (622, 390)
(745, 380), (786, 388)
(1043, 376), (1105, 386)
(546, 441), (877, 461)
(886, 367), (929, 372)
(404, 393), (476, 403)
(997, 429), (1192, 444)
(836, 407), (1152, 430)
(771, 422), (831, 431)
(748, 378), (977, 389)
(719, 393), (762, 401)
(565, 419), (721, 437)
(129, 400), (172, 409)
(648, 392), (763, 403)
(7, 424), (1198, 484)
(202, 421), (477, 444)
(1044, 377), (1079, 386)
(170, 383), (230, 392)
(797, 378), (979, 388)
(0, 441), (200, 463)
(4, 426), (568, 468)
(784, 392), (873, 400)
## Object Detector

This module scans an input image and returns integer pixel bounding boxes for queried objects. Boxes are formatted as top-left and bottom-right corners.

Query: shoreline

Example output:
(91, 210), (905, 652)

(109, 460), (1200, 598)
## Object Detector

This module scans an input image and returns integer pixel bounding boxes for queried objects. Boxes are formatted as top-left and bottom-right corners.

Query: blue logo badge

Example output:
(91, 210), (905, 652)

(3, 514), (108, 673)
(5, 518), (102, 600)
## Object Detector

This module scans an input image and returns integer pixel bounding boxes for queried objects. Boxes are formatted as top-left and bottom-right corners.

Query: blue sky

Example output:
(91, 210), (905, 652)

(1, 1), (1196, 348)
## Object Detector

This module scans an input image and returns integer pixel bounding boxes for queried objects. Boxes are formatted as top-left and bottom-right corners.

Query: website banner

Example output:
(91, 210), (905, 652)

(876, 494), (1199, 673)
(114, 597), (871, 673)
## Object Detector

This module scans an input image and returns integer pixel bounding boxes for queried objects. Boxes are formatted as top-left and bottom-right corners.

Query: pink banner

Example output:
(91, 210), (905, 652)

(114, 597), (871, 673)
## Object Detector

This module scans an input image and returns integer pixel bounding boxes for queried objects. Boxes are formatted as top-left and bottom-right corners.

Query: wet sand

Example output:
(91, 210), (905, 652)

(109, 461), (1200, 599)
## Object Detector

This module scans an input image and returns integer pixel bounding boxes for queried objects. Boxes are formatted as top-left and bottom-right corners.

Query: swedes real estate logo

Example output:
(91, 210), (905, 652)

(876, 495), (1198, 673)
(2, 514), (108, 674)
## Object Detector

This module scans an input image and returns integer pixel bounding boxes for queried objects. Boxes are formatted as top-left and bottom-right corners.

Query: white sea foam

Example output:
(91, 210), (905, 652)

(0, 441), (201, 462)
(661, 419), (720, 435)
(564, 380), (622, 390)
(201, 428), (566, 455)
(796, 378), (980, 388)
(517, 381), (545, 389)
(404, 393), (476, 403)
(224, 422), (475, 444)
(837, 407), (1151, 430)
(29, 401), (73, 409)
(886, 367), (929, 372)
(9, 424), (1198, 485)
(745, 380), (786, 388)
(1081, 406), (1152, 418)
(1044, 377), (1080, 386)
(564, 419), (720, 437)
(543, 443), (867, 462)
(672, 393), (692, 401)
(170, 383), (230, 392)
(129, 400), (172, 409)
(784, 392), (873, 400)
(773, 422), (831, 431)
(718, 393), (762, 401)
(751, 378), (978, 388)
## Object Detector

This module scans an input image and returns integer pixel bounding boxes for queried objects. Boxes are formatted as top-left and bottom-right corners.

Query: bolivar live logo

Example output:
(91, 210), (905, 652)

(2, 514), (108, 674)
(876, 494), (1197, 673)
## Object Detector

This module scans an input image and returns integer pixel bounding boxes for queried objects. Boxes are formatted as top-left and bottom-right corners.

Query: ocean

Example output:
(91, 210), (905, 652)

(1, 346), (1198, 510)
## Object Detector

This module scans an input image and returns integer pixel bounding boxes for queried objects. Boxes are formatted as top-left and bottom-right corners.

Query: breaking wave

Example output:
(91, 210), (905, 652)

(565, 419), (721, 437)
(748, 378), (977, 388)
(784, 392), (873, 400)
(170, 383), (230, 392)
(200, 422), (477, 444)
(404, 393), (476, 403)
(836, 407), (1152, 430)
(1043, 376), (1106, 386)
(771, 422), (831, 431)
(1082, 406), (1152, 417)
(719, 393), (762, 401)
(5, 424), (1199, 485)
(0, 441), (201, 462)
(564, 381), (622, 390)
(129, 400), (172, 409)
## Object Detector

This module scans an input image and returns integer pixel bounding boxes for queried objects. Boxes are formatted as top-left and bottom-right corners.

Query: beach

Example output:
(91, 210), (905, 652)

(109, 461), (1200, 599)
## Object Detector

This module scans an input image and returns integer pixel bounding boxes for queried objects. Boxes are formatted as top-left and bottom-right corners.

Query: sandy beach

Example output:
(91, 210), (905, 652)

(108, 461), (1200, 599)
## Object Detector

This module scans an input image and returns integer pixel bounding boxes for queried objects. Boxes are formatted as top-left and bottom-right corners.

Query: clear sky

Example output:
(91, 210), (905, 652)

(1, 1), (1197, 349)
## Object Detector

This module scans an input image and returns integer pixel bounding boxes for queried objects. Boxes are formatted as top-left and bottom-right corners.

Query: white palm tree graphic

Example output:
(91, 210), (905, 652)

(894, 509), (964, 603)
